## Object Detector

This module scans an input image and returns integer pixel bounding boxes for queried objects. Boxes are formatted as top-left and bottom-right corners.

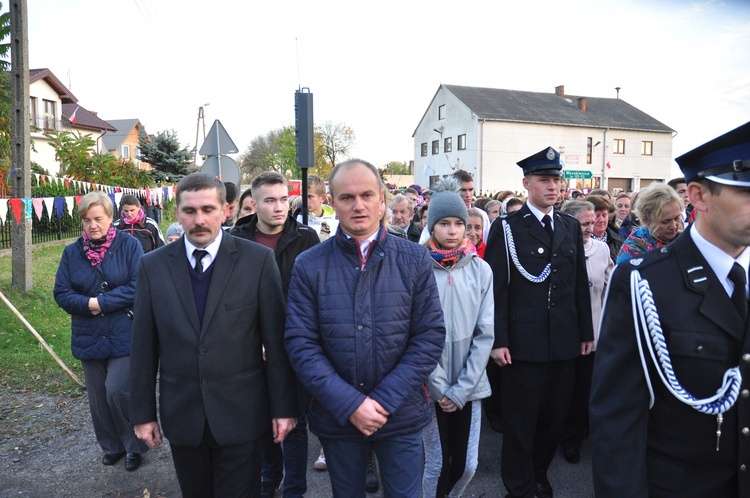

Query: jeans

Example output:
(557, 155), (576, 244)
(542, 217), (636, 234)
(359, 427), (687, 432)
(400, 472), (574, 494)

(261, 416), (308, 498)
(321, 431), (423, 498)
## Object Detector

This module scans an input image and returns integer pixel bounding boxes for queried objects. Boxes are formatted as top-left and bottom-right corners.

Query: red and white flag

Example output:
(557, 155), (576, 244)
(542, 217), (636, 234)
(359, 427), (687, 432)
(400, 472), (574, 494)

(69, 106), (79, 125)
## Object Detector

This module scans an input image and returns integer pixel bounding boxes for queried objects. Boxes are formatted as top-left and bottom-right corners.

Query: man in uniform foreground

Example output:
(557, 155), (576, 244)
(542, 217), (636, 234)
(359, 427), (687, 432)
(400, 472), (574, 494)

(590, 122), (750, 497)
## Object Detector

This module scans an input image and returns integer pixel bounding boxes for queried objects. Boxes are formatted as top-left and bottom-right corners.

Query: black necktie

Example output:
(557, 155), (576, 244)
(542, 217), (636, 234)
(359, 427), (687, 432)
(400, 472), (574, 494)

(542, 214), (554, 241)
(193, 249), (208, 274)
(728, 262), (748, 322)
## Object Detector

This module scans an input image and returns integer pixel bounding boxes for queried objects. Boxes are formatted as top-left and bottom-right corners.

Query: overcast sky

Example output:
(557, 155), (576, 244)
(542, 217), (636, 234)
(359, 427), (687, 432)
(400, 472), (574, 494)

(11, 0), (750, 178)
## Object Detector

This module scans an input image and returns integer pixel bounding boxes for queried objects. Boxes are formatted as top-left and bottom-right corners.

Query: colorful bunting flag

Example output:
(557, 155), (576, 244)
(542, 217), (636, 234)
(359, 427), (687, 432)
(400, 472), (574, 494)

(22, 198), (32, 222)
(43, 197), (55, 221)
(9, 198), (22, 225)
(32, 198), (44, 220)
(0, 199), (8, 225)
(55, 197), (64, 219)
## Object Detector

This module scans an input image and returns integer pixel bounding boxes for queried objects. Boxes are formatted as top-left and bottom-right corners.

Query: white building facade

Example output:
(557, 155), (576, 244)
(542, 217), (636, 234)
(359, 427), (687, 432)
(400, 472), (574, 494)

(413, 85), (675, 194)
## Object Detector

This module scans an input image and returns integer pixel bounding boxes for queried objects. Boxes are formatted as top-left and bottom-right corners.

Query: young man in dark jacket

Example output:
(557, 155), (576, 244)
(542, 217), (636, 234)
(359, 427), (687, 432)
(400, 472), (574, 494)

(285, 159), (446, 497)
(231, 171), (319, 497)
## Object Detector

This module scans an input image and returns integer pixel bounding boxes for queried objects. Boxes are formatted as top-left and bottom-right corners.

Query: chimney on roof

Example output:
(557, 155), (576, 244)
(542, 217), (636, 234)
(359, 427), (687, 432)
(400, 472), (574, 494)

(577, 97), (587, 111)
(555, 85), (565, 97)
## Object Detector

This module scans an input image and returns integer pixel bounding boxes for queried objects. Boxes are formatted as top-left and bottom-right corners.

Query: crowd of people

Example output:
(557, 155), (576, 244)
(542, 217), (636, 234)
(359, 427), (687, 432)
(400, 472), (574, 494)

(52, 122), (750, 498)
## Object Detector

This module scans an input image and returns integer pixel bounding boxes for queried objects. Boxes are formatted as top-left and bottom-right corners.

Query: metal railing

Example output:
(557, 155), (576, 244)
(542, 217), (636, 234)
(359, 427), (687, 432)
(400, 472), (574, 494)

(0, 205), (82, 250)
(30, 115), (74, 134)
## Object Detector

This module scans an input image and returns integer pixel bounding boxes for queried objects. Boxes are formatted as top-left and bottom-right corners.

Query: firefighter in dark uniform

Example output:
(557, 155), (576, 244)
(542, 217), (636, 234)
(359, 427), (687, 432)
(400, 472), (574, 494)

(485, 147), (594, 498)
(590, 121), (750, 497)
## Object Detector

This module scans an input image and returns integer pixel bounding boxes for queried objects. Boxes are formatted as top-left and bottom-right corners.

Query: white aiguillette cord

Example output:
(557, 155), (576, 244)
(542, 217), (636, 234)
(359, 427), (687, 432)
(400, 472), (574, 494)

(630, 269), (741, 451)
(502, 219), (551, 284)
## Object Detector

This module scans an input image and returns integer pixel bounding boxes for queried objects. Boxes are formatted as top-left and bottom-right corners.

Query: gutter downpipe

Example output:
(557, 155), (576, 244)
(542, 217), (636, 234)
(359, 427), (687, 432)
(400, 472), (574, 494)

(601, 128), (609, 191)
(97, 130), (107, 154)
(478, 119), (485, 193)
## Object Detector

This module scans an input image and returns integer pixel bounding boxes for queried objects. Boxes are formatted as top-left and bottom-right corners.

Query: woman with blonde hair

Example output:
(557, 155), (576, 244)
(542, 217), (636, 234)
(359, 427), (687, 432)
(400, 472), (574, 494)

(616, 183), (684, 263)
(54, 191), (147, 471)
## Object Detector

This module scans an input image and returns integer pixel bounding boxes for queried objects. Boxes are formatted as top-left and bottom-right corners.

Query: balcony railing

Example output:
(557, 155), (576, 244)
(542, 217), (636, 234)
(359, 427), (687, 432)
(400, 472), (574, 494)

(30, 114), (74, 134)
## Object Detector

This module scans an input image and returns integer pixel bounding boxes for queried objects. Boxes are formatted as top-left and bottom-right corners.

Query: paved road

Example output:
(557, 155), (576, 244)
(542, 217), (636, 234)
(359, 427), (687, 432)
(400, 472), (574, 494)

(303, 412), (595, 497)
(2, 393), (593, 497)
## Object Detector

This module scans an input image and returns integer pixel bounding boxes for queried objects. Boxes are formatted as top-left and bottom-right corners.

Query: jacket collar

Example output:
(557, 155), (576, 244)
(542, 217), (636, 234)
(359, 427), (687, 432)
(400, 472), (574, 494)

(672, 227), (746, 341)
(519, 203), (568, 251)
(165, 233), (239, 336)
(231, 214), (301, 249)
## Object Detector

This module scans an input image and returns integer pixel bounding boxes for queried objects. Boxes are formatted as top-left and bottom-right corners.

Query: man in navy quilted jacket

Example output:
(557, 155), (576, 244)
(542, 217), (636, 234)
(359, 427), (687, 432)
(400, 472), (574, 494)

(285, 159), (446, 497)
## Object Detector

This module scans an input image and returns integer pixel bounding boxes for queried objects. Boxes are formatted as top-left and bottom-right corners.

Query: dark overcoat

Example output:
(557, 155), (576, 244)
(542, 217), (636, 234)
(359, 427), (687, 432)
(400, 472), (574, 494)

(129, 233), (297, 447)
(590, 226), (750, 497)
(484, 203), (594, 361)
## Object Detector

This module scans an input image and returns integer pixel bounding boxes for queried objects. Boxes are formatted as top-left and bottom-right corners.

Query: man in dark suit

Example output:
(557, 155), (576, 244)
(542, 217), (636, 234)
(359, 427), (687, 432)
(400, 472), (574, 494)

(590, 122), (750, 497)
(390, 194), (421, 242)
(130, 173), (298, 498)
(485, 147), (593, 498)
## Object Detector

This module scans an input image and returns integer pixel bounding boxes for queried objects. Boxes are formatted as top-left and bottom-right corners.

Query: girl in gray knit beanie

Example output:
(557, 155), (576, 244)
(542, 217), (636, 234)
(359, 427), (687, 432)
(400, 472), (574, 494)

(421, 177), (494, 497)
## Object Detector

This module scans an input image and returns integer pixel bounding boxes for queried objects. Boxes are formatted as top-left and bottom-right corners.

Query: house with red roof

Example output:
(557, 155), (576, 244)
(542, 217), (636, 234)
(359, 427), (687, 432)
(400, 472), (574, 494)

(30, 68), (116, 175)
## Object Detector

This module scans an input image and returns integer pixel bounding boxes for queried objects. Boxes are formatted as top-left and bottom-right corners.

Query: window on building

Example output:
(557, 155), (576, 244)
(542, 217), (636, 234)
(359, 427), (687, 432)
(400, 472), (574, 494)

(586, 137), (593, 164)
(121, 145), (130, 159)
(29, 97), (38, 128)
(458, 134), (466, 150)
(432, 140), (439, 155)
(614, 139), (625, 154)
(43, 100), (56, 130)
(438, 105), (445, 120)
(421, 142), (428, 157)
(444, 137), (452, 153)
(641, 141), (653, 156)
(430, 175), (440, 187)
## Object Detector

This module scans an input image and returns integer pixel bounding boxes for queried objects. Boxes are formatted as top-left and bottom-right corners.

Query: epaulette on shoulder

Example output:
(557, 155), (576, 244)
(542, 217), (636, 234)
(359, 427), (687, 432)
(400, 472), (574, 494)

(556, 210), (576, 221)
(502, 210), (521, 221)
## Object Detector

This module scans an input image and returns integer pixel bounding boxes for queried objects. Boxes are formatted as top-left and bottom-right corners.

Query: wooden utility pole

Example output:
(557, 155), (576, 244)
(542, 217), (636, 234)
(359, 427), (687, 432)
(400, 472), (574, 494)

(10, 0), (32, 292)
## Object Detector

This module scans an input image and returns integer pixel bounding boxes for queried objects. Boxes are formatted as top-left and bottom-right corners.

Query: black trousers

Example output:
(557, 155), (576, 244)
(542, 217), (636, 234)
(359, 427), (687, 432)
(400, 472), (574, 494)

(170, 420), (262, 498)
(483, 358), (503, 427)
(501, 359), (575, 498)
(561, 352), (595, 450)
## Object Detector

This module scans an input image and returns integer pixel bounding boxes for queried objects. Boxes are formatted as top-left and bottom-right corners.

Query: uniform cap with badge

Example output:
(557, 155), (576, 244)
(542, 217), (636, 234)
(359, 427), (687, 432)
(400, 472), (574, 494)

(517, 147), (564, 176)
(676, 121), (750, 187)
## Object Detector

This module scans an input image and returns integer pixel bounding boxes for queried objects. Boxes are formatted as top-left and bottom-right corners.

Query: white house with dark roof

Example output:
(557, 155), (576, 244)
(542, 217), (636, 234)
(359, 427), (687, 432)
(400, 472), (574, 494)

(413, 84), (676, 193)
(29, 68), (116, 175)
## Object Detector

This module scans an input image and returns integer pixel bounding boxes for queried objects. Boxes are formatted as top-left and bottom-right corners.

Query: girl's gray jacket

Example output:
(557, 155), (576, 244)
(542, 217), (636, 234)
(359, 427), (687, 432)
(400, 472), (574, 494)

(427, 251), (495, 409)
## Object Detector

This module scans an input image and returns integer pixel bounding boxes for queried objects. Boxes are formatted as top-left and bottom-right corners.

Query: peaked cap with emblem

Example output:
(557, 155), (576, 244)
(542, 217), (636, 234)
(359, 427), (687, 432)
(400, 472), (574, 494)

(517, 147), (564, 176)
(675, 121), (750, 187)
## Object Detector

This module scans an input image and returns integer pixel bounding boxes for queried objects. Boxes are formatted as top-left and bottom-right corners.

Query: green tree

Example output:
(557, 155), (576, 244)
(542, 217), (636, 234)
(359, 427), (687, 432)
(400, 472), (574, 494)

(239, 122), (355, 183)
(0, 4), (11, 193)
(138, 128), (194, 182)
(45, 130), (151, 188)
(317, 121), (355, 171)
(239, 126), (300, 182)
(380, 161), (411, 176)
(46, 130), (94, 177)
